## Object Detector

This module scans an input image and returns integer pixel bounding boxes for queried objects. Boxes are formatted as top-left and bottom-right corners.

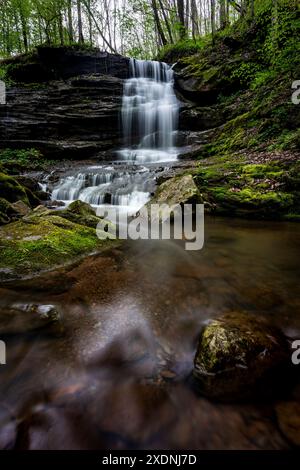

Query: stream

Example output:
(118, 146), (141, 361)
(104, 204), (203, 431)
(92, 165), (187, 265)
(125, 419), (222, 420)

(0, 59), (299, 449)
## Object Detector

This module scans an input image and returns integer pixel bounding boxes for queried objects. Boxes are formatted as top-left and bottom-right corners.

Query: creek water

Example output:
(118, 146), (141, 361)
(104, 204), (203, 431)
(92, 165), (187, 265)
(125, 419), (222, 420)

(0, 60), (299, 449)
(0, 218), (299, 449)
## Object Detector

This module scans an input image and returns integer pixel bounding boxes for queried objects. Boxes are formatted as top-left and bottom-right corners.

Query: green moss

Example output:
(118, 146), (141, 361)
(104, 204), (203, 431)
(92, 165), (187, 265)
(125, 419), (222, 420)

(0, 172), (29, 204)
(0, 148), (52, 173)
(194, 159), (299, 219)
(0, 214), (117, 278)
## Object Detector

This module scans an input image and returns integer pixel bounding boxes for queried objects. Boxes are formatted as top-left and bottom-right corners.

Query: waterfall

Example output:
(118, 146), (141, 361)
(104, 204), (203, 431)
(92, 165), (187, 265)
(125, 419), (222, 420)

(49, 59), (179, 213)
(50, 165), (154, 213)
(119, 59), (179, 163)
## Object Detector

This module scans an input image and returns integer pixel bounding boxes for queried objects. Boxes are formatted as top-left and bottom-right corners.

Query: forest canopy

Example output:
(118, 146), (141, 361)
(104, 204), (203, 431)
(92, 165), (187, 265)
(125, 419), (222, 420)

(1, 0), (295, 59)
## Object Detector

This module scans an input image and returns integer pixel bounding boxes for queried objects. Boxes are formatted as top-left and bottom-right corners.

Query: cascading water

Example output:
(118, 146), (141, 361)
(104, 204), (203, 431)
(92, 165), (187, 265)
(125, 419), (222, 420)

(119, 59), (179, 163)
(49, 59), (180, 213)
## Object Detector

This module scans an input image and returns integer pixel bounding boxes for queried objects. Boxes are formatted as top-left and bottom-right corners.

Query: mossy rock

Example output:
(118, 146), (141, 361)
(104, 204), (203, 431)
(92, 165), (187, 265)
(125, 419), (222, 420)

(195, 160), (299, 219)
(0, 198), (12, 225)
(0, 213), (117, 281)
(151, 174), (202, 206)
(0, 172), (30, 205)
(47, 200), (113, 230)
(146, 174), (203, 222)
(193, 312), (290, 401)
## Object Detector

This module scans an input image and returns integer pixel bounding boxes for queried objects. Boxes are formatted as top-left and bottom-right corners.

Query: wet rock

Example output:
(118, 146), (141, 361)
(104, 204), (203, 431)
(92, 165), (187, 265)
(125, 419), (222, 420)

(0, 211), (117, 280)
(0, 198), (13, 225)
(193, 312), (290, 401)
(148, 174), (202, 212)
(48, 200), (113, 230)
(275, 401), (300, 447)
(10, 200), (31, 218)
(0, 71), (124, 159)
(14, 176), (40, 193)
(0, 304), (62, 336)
(0, 172), (29, 205)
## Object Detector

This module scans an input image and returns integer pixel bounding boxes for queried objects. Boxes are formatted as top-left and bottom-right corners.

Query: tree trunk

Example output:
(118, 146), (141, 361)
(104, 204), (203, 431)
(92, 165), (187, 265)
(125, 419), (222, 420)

(77, 0), (84, 43)
(67, 0), (74, 43)
(151, 0), (167, 46)
(220, 0), (227, 30)
(157, 0), (174, 43)
(191, 0), (199, 39)
(177, 0), (186, 39)
(210, 0), (215, 40)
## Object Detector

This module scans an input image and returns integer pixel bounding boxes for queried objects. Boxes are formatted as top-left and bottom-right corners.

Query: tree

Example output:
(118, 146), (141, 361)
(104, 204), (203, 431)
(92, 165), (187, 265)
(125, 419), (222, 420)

(177, 0), (186, 39)
(67, 0), (74, 42)
(77, 0), (84, 43)
(210, 0), (216, 39)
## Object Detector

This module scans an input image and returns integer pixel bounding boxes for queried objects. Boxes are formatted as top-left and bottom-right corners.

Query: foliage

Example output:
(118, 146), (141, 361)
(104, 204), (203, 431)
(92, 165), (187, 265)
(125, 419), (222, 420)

(0, 148), (53, 172)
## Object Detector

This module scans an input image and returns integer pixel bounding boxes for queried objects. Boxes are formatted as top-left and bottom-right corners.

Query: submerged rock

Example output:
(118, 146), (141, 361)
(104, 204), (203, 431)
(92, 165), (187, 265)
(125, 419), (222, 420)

(0, 303), (62, 336)
(193, 312), (290, 401)
(275, 401), (300, 447)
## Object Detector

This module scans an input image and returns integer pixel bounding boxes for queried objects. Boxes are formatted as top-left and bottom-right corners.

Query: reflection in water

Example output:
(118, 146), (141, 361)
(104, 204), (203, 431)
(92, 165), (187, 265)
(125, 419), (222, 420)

(0, 217), (299, 449)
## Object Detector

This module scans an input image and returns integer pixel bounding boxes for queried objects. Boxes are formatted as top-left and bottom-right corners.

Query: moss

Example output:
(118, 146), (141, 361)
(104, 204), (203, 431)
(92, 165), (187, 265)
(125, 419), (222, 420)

(0, 172), (29, 205)
(194, 159), (299, 219)
(47, 200), (114, 230)
(193, 312), (290, 400)
(0, 214), (117, 279)
(0, 148), (52, 173)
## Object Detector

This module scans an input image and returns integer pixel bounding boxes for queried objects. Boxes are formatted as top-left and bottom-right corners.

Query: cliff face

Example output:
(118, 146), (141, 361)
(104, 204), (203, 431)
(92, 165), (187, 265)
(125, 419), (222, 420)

(0, 47), (129, 159)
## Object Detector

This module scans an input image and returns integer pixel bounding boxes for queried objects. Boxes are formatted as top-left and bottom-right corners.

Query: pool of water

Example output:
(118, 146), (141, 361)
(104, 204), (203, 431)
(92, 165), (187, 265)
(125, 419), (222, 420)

(0, 216), (299, 449)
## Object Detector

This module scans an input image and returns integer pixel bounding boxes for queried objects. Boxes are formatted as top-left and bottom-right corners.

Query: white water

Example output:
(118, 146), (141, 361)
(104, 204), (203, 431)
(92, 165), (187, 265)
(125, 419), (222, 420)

(50, 59), (179, 212)
(51, 165), (154, 214)
(119, 59), (179, 163)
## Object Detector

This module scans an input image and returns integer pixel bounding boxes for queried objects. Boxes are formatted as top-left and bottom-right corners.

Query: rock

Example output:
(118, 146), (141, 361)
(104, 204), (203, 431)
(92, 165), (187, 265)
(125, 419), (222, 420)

(2, 46), (129, 83)
(67, 200), (96, 216)
(0, 211), (117, 281)
(150, 174), (202, 207)
(275, 401), (300, 447)
(47, 200), (112, 230)
(0, 71), (124, 159)
(10, 200), (31, 217)
(0, 198), (13, 225)
(174, 54), (244, 105)
(0, 45), (129, 160)
(161, 370), (177, 380)
(14, 176), (40, 193)
(179, 106), (225, 131)
(0, 172), (29, 205)
(0, 304), (62, 336)
(193, 312), (290, 401)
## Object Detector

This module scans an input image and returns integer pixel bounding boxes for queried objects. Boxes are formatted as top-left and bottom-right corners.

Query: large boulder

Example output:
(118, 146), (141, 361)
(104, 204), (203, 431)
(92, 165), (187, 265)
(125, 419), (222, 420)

(151, 174), (202, 206)
(0, 211), (117, 281)
(193, 312), (290, 401)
